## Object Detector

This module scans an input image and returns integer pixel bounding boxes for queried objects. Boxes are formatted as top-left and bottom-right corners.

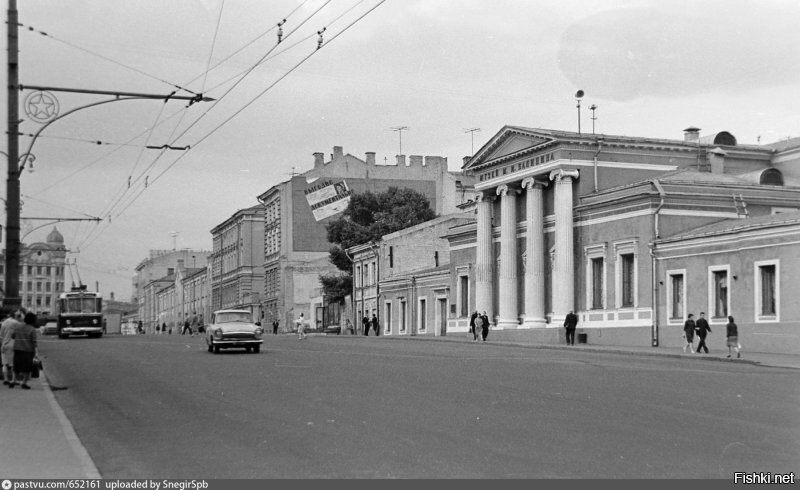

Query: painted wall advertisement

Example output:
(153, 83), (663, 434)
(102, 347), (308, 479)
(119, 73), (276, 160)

(304, 179), (352, 221)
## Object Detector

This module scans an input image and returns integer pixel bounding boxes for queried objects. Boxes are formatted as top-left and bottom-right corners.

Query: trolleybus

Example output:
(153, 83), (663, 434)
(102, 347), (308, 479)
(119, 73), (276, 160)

(56, 285), (104, 338)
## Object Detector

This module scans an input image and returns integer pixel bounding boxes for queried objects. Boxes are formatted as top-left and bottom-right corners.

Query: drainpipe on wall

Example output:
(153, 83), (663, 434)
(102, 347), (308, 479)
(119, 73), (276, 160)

(650, 179), (667, 347)
(411, 275), (417, 336)
(593, 136), (603, 192)
(368, 241), (381, 335)
(343, 248), (356, 335)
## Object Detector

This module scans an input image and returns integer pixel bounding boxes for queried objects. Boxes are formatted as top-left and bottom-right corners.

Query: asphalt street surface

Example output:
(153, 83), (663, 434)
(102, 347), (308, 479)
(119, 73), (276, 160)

(38, 333), (800, 478)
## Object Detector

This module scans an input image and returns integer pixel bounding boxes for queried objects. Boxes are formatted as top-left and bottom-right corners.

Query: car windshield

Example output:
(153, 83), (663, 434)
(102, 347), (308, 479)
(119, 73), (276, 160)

(215, 312), (251, 324)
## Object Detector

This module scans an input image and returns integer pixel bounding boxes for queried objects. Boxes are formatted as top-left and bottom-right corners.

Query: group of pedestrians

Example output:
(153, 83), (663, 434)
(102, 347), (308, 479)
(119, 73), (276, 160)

(469, 310), (490, 342)
(0, 308), (40, 390)
(683, 312), (742, 358)
(362, 314), (379, 336)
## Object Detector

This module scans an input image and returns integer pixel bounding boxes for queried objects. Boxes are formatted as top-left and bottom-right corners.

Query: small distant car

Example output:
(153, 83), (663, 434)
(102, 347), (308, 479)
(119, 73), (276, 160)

(42, 321), (58, 335)
(322, 324), (341, 335)
(205, 309), (264, 354)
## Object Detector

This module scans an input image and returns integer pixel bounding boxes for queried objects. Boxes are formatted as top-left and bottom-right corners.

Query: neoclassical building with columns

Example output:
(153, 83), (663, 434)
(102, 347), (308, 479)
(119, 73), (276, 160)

(446, 126), (800, 351)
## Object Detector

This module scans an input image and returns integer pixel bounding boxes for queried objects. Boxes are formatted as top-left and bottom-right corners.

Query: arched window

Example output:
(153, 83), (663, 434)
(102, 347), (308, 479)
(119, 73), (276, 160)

(760, 168), (784, 186)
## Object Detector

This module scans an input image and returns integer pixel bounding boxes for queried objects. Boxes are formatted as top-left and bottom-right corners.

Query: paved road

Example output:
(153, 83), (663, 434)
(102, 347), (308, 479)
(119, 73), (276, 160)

(38, 334), (800, 478)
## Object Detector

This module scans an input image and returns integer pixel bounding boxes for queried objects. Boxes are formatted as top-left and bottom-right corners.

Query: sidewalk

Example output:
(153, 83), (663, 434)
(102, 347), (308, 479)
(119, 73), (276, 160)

(389, 332), (800, 370)
(1, 336), (797, 479)
(1, 373), (101, 479)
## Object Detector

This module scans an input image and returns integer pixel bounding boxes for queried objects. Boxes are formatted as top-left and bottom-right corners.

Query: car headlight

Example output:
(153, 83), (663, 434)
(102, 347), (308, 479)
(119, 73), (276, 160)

(254, 327), (264, 339)
(213, 328), (223, 339)
(66, 319), (71, 325)
(92, 319), (98, 324)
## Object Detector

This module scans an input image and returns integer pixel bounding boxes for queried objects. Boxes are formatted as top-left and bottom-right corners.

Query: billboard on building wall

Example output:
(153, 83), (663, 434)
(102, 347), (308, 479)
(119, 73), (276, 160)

(304, 179), (352, 221)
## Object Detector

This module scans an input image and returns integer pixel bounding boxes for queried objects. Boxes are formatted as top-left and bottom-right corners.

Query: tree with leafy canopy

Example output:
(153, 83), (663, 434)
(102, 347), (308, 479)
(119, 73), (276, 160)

(319, 187), (437, 302)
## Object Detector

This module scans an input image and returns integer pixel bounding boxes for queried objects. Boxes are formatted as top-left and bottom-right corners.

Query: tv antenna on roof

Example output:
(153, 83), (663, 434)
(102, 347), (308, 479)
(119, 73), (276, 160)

(389, 126), (409, 155)
(463, 128), (481, 156)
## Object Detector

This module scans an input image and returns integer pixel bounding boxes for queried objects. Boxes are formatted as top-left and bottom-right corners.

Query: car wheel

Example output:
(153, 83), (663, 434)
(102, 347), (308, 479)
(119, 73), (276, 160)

(207, 340), (213, 353)
(213, 344), (220, 354)
(253, 345), (260, 354)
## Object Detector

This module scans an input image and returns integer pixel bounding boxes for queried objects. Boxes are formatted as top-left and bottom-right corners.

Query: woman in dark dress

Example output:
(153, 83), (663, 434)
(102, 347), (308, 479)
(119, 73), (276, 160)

(11, 312), (38, 389)
(726, 315), (741, 359)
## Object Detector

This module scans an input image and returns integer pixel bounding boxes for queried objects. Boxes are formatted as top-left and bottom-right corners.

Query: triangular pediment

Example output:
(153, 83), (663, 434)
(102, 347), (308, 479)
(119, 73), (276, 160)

(463, 126), (556, 171)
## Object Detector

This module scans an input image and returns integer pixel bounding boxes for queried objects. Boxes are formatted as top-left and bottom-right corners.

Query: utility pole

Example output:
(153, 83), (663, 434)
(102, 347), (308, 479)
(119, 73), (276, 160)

(390, 126), (408, 156)
(4, 0), (211, 310)
(6, 0), (21, 310)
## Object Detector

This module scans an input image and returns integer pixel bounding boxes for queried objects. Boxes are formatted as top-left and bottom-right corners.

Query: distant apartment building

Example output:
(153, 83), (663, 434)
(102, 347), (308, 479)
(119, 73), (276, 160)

(210, 205), (265, 320)
(154, 261), (209, 334)
(134, 248), (210, 326)
(257, 146), (478, 330)
(0, 227), (67, 316)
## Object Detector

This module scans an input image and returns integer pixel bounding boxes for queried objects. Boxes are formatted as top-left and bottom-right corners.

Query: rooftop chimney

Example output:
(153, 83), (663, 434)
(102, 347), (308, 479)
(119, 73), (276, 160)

(396, 155), (406, 166)
(409, 155), (423, 167)
(365, 152), (376, 165)
(683, 126), (701, 143)
(333, 146), (344, 160)
(313, 152), (324, 168)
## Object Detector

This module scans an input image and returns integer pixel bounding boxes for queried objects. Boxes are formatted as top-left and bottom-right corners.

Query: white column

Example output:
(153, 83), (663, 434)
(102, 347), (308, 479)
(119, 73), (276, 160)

(549, 169), (580, 324)
(475, 192), (494, 323)
(522, 177), (547, 328)
(496, 184), (518, 328)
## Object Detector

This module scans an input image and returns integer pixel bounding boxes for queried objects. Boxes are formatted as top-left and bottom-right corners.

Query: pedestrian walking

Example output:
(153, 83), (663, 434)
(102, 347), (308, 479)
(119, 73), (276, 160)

(272, 319), (279, 335)
(480, 311), (489, 341)
(137, 320), (144, 335)
(10, 312), (39, 389)
(726, 315), (741, 358)
(695, 312), (711, 354)
(563, 310), (578, 345)
(362, 316), (370, 336)
(683, 314), (696, 353)
(1, 309), (23, 386)
(371, 314), (379, 336)
(473, 314), (483, 343)
(296, 313), (307, 340)
(182, 314), (191, 335)
(469, 310), (479, 341)
(190, 312), (199, 337)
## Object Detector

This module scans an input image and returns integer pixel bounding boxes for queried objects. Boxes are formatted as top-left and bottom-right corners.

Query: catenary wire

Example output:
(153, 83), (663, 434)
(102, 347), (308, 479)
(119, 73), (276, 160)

(76, 0), (388, 252)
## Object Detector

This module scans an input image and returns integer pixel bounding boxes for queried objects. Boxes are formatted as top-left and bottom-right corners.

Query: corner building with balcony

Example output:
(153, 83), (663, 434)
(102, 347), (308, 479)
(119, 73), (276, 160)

(451, 126), (800, 353)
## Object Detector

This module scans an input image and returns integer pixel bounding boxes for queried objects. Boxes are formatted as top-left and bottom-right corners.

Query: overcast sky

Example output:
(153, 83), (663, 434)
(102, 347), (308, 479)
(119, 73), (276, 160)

(3, 0), (799, 300)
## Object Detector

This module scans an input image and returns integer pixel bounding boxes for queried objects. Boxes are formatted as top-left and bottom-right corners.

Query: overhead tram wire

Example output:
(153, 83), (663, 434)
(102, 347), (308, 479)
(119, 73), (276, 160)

(179, 0), (312, 93)
(18, 22), (200, 97)
(76, 1), (385, 251)
(200, 0), (227, 94)
(91, 0), (339, 225)
(204, 0), (369, 95)
(101, 0), (333, 216)
(78, 0), (388, 251)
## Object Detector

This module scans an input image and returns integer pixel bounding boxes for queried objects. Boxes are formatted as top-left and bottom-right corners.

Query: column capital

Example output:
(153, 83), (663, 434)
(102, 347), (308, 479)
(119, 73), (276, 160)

(521, 177), (548, 190)
(549, 169), (580, 182)
(495, 184), (519, 197)
(475, 191), (494, 203)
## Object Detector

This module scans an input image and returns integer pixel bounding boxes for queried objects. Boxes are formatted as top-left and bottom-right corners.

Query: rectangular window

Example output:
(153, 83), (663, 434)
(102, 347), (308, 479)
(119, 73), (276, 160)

(669, 273), (684, 320)
(384, 302), (392, 335)
(400, 301), (407, 333)
(620, 253), (635, 307)
(419, 298), (427, 333)
(708, 266), (730, 321)
(755, 260), (779, 322)
(760, 265), (776, 316)
(355, 266), (361, 288)
(389, 246), (394, 268)
(591, 257), (604, 309)
(459, 275), (469, 317)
